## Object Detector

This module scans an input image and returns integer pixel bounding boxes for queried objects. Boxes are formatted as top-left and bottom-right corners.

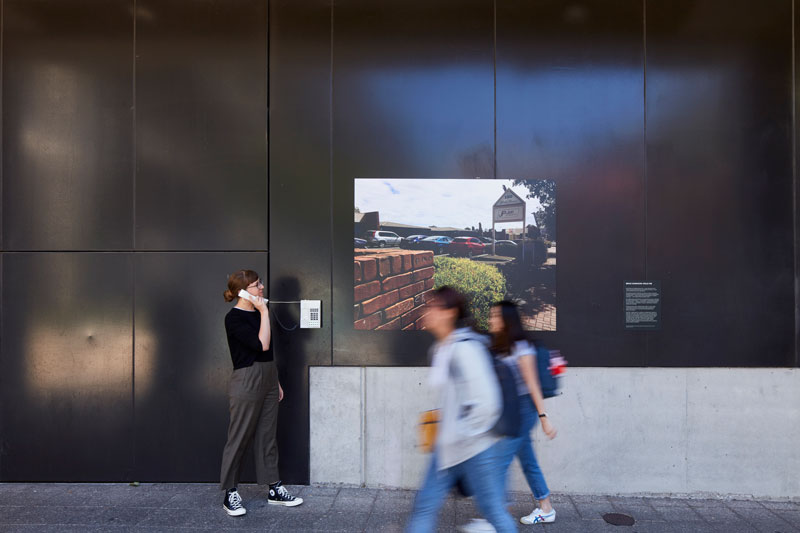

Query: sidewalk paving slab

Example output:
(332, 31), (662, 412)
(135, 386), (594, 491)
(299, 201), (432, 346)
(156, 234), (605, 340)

(0, 483), (798, 532)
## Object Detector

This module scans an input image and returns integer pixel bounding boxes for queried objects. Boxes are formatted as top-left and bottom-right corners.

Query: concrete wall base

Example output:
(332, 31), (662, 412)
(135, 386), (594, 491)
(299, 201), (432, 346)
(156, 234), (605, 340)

(310, 367), (800, 498)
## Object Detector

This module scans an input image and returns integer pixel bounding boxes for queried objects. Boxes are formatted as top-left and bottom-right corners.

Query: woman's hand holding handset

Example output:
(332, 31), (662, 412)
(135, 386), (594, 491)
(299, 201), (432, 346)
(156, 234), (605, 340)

(238, 289), (269, 311)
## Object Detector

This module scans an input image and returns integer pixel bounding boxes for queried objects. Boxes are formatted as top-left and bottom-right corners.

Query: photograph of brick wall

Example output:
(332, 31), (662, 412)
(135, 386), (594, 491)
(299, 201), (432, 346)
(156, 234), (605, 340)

(354, 178), (557, 331)
(354, 249), (435, 330)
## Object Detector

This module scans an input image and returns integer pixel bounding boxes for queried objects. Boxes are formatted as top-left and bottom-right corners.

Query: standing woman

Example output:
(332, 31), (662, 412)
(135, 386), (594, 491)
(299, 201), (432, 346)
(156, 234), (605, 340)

(490, 301), (557, 525)
(219, 269), (303, 517)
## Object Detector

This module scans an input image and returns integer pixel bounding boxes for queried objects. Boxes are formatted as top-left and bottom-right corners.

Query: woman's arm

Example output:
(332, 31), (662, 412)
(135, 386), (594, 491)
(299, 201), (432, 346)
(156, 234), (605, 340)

(254, 299), (271, 351)
(517, 350), (557, 439)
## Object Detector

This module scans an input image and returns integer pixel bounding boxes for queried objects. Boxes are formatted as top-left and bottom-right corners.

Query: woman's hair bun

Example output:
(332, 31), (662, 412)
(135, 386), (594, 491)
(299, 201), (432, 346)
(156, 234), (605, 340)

(225, 269), (260, 303)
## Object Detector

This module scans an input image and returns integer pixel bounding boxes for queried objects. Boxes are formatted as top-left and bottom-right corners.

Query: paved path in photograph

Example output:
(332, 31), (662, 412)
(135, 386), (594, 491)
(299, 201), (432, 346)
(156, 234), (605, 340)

(527, 304), (556, 331)
(545, 246), (557, 266)
(1, 483), (798, 532)
(528, 247), (557, 330)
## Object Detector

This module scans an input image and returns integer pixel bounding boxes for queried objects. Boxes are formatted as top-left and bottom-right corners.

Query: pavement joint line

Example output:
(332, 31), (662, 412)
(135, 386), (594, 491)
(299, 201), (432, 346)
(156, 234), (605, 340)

(722, 499), (775, 531)
(563, 494), (581, 516)
(750, 506), (800, 532)
(675, 499), (710, 523)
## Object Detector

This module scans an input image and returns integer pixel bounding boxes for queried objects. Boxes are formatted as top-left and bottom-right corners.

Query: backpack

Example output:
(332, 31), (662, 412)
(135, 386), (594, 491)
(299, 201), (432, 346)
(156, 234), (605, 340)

(489, 354), (522, 437)
(451, 338), (521, 438)
(535, 344), (565, 399)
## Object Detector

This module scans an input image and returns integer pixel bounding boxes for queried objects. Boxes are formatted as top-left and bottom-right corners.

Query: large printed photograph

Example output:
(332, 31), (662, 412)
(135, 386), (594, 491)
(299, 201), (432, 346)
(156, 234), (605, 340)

(353, 179), (556, 331)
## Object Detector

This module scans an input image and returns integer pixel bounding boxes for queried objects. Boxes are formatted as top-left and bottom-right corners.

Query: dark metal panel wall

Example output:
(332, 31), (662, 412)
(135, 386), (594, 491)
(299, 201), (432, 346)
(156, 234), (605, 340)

(133, 253), (267, 482)
(135, 0), (268, 251)
(646, 0), (795, 366)
(496, 0), (647, 366)
(0, 253), (134, 481)
(0, 254), (4, 480)
(268, 0), (333, 484)
(331, 0), (495, 365)
(2, 0), (133, 250)
(796, 0), (800, 370)
(1, 0), (798, 486)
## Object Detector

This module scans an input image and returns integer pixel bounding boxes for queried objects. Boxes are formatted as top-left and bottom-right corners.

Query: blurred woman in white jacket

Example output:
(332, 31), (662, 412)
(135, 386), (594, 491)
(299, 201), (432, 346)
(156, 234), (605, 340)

(406, 287), (517, 533)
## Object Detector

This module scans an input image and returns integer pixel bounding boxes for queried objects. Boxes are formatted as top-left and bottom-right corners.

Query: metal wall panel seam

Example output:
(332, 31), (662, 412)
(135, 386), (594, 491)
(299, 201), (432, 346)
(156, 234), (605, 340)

(0, 0), (4, 479)
(492, 0), (497, 180)
(129, 252), (136, 480)
(794, 0), (800, 368)
(329, 0), (334, 367)
(263, 0), (272, 274)
(132, 0), (137, 251)
(131, 0), (137, 479)
(0, 253), (4, 479)
(643, 0), (649, 367)
(0, 250), (270, 254)
(1, 0), (4, 252)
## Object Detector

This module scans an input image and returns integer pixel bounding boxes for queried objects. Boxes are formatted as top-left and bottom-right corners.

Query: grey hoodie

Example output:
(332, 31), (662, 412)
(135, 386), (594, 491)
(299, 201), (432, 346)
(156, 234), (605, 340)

(429, 327), (502, 470)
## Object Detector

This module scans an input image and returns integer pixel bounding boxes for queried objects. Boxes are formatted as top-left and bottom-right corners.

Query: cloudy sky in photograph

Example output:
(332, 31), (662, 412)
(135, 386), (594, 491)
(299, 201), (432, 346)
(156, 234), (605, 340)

(354, 179), (549, 230)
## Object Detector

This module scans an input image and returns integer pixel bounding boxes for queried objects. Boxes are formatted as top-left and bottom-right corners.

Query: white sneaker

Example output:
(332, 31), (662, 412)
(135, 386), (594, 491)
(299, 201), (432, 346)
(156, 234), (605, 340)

(520, 507), (556, 524)
(223, 489), (246, 516)
(458, 518), (497, 532)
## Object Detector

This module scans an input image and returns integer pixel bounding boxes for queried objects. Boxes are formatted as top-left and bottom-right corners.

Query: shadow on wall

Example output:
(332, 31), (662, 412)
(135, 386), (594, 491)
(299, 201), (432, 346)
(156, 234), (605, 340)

(133, 265), (231, 482)
(271, 276), (312, 484)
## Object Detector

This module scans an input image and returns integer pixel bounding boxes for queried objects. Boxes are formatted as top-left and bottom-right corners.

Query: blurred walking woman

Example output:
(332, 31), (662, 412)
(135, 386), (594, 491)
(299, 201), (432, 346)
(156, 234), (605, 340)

(219, 270), (302, 517)
(490, 301), (557, 525)
(406, 287), (517, 533)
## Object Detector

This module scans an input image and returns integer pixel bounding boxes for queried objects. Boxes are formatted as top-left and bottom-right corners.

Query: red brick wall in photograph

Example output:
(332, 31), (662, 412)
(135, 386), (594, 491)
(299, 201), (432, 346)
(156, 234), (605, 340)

(354, 249), (435, 330)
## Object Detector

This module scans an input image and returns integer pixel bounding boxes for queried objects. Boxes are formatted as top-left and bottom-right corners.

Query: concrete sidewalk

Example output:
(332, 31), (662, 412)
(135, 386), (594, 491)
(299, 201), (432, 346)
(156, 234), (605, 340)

(0, 483), (798, 532)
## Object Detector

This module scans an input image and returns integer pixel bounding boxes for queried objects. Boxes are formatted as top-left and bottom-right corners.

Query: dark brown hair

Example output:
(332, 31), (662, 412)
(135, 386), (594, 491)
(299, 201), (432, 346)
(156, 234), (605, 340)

(490, 300), (526, 355)
(432, 286), (472, 329)
(223, 269), (260, 302)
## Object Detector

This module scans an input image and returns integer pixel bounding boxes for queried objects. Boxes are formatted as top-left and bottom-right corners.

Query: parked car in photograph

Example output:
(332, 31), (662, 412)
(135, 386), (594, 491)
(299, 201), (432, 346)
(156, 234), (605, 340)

(448, 236), (486, 257)
(494, 240), (518, 255)
(365, 230), (402, 248)
(419, 235), (453, 255)
(400, 234), (429, 249)
(478, 236), (495, 244)
(354, 237), (367, 248)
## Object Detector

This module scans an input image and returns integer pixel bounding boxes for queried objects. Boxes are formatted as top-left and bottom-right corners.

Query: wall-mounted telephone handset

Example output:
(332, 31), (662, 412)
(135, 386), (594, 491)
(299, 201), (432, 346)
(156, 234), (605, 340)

(238, 289), (268, 306)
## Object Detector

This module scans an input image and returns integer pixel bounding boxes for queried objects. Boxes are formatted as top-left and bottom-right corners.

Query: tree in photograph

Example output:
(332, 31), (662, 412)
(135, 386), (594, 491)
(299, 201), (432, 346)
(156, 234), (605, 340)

(513, 179), (556, 241)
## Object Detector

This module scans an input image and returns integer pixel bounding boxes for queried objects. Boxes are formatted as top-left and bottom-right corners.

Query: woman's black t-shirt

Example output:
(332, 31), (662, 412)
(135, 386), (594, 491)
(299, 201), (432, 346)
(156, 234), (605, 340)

(224, 307), (273, 369)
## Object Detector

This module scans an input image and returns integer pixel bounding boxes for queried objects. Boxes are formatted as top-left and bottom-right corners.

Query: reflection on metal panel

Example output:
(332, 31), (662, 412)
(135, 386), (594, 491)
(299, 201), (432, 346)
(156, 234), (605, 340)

(331, 0), (495, 365)
(24, 324), (148, 395)
(3, 0), (133, 250)
(496, 0), (647, 366)
(135, 0), (268, 250)
(646, 0), (794, 366)
(1, 253), (134, 481)
(133, 252), (267, 481)
(332, 0), (494, 179)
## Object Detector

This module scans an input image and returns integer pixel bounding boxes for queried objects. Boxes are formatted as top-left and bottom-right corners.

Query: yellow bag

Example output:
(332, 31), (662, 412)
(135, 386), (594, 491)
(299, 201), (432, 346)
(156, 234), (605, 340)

(417, 409), (440, 453)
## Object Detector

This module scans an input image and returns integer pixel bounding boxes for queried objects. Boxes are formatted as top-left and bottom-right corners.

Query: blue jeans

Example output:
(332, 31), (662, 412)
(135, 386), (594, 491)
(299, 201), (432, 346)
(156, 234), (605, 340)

(406, 440), (517, 533)
(499, 394), (550, 500)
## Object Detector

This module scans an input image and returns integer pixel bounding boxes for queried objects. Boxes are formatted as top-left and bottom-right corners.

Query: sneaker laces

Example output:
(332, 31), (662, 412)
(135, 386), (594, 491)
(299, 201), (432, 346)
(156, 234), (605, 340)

(228, 491), (243, 509)
(276, 485), (293, 499)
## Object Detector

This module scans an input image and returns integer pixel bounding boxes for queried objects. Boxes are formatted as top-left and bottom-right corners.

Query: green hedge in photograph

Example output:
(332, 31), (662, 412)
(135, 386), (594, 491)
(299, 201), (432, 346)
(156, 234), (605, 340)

(433, 256), (506, 331)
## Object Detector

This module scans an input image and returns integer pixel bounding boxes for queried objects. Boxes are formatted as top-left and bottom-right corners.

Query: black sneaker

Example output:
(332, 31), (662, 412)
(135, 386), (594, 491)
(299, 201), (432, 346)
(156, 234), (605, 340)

(223, 489), (246, 516)
(267, 481), (303, 507)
